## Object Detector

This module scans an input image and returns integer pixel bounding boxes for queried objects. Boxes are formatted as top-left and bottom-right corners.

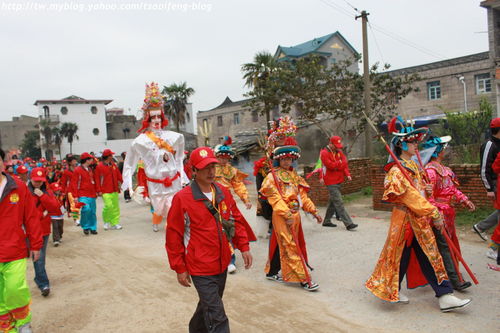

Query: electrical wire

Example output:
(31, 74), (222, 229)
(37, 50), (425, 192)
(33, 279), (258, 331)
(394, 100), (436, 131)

(368, 21), (385, 65)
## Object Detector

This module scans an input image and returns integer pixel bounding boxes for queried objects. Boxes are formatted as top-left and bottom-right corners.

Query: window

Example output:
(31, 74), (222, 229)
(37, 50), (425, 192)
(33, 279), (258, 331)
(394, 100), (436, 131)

(91, 106), (98, 114)
(217, 115), (223, 127)
(476, 73), (491, 94)
(427, 81), (441, 100)
(203, 118), (208, 129)
(43, 106), (50, 118)
(186, 112), (191, 122)
(330, 58), (337, 64)
(93, 128), (99, 135)
(233, 113), (240, 125)
(60, 106), (68, 115)
(252, 110), (259, 122)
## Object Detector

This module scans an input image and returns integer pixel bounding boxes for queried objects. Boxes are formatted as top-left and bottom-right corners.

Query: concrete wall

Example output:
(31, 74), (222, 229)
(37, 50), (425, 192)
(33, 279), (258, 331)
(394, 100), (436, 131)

(0, 115), (38, 151)
(106, 114), (141, 140)
(393, 58), (496, 117)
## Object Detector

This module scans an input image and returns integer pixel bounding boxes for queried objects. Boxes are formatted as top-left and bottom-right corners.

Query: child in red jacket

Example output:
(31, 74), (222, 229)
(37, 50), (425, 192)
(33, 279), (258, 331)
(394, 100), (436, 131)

(49, 182), (65, 247)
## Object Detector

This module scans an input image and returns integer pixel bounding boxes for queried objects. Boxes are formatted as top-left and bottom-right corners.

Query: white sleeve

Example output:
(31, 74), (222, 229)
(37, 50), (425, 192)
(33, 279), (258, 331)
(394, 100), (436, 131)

(175, 134), (188, 185)
(121, 143), (140, 191)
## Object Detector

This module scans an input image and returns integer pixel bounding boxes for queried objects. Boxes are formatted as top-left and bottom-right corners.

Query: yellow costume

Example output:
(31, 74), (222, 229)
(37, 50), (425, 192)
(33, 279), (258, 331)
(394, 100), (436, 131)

(260, 167), (318, 283)
(365, 160), (447, 302)
(215, 164), (250, 205)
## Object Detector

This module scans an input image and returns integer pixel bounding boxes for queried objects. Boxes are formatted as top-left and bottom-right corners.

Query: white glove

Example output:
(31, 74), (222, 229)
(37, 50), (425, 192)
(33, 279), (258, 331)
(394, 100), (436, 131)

(132, 186), (148, 205)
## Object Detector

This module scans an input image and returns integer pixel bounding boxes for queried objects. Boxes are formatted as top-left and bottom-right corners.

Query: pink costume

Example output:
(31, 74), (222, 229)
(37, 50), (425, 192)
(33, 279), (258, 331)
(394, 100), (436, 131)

(425, 161), (469, 253)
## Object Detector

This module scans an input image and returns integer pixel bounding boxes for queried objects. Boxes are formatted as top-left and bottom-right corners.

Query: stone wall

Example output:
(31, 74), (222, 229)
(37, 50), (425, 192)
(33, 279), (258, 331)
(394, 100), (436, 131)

(0, 115), (38, 151)
(371, 163), (492, 211)
(305, 158), (372, 206)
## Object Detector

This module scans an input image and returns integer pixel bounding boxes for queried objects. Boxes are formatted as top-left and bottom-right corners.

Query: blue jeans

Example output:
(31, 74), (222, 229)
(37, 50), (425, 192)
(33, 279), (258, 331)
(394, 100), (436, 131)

(33, 235), (50, 290)
(79, 197), (97, 231)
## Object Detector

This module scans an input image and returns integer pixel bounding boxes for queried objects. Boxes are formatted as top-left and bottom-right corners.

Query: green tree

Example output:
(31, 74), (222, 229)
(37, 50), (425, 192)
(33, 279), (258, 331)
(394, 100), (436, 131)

(60, 122), (79, 154)
(39, 119), (53, 159)
(52, 126), (63, 160)
(21, 130), (41, 159)
(241, 51), (282, 130)
(162, 82), (195, 132)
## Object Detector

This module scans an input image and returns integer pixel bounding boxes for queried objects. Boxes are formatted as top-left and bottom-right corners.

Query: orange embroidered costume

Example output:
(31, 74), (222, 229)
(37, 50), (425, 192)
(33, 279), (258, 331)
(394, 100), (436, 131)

(365, 116), (471, 312)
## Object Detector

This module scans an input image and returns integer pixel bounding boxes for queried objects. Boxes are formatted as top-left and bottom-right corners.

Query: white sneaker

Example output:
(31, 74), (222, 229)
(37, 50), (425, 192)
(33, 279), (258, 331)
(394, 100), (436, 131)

(397, 293), (409, 304)
(53, 241), (60, 247)
(111, 224), (123, 230)
(486, 248), (498, 261)
(301, 281), (320, 292)
(75, 220), (80, 226)
(17, 323), (33, 333)
(438, 293), (471, 312)
(153, 224), (159, 232)
(103, 223), (110, 231)
(228, 264), (237, 274)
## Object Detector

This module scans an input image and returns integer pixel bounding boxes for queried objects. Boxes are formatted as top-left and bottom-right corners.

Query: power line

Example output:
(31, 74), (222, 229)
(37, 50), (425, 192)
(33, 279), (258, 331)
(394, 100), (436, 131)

(368, 21), (385, 65)
(318, 0), (355, 19)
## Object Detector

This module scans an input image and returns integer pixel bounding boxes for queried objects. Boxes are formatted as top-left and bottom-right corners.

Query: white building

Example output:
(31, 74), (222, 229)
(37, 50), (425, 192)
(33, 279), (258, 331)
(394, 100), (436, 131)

(34, 95), (135, 158)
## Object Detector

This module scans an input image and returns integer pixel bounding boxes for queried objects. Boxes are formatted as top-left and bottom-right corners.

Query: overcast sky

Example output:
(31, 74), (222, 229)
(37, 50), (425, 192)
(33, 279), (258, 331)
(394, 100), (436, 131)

(0, 0), (488, 121)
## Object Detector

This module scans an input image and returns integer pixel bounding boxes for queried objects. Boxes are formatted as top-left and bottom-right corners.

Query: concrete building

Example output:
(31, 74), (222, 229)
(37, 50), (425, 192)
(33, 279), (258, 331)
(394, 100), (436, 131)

(0, 115), (38, 152)
(481, 0), (500, 116)
(387, 52), (496, 117)
(197, 31), (362, 167)
(34, 95), (135, 158)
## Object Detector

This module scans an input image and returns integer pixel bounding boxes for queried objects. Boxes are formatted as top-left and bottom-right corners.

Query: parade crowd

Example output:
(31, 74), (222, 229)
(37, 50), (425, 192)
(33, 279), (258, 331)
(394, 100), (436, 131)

(1, 83), (499, 333)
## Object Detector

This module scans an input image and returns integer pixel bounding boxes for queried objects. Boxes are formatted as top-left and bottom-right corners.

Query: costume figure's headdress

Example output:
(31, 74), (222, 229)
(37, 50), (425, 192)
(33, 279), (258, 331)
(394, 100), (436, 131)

(272, 137), (301, 160)
(214, 136), (234, 158)
(422, 135), (452, 158)
(388, 116), (428, 149)
(137, 82), (169, 133)
(266, 116), (297, 157)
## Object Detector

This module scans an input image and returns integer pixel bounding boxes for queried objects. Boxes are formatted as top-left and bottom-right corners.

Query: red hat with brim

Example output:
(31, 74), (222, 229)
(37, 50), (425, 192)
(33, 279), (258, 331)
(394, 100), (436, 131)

(329, 136), (343, 148)
(17, 165), (28, 174)
(490, 118), (500, 128)
(102, 149), (115, 157)
(80, 152), (92, 160)
(189, 147), (219, 170)
(31, 167), (46, 181)
(50, 182), (62, 192)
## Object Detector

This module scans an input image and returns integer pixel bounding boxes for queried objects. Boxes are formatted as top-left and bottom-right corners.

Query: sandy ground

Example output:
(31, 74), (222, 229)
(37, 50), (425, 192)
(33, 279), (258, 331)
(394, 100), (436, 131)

(28, 190), (499, 332)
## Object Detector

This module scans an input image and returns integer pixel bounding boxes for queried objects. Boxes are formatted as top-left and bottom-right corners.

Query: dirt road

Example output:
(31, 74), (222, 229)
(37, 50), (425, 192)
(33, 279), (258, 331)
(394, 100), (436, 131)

(28, 194), (499, 332)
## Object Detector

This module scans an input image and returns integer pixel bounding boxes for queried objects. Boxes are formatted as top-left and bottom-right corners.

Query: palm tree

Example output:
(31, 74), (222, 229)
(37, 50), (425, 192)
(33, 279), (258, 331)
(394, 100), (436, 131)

(52, 127), (63, 160)
(60, 122), (79, 154)
(39, 119), (53, 159)
(162, 82), (195, 132)
(241, 51), (279, 129)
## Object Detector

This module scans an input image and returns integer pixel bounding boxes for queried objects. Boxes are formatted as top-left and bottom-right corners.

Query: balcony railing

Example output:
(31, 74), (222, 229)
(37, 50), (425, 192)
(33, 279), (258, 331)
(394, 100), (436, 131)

(39, 115), (60, 124)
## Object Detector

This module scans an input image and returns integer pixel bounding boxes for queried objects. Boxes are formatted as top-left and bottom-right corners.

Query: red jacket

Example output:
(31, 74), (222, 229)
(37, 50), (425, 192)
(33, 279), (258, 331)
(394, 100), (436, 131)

(60, 168), (74, 193)
(69, 166), (97, 198)
(28, 183), (62, 236)
(0, 174), (43, 262)
(166, 182), (254, 276)
(320, 147), (351, 185)
(94, 161), (123, 194)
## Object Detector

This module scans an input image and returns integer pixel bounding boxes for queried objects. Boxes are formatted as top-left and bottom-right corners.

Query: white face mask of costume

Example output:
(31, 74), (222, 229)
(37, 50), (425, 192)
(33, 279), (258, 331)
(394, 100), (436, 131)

(149, 110), (162, 130)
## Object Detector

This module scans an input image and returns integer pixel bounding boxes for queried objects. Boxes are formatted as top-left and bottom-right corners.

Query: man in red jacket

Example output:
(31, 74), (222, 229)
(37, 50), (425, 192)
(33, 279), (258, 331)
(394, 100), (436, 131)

(320, 136), (358, 230)
(0, 149), (43, 333)
(95, 149), (123, 230)
(69, 152), (98, 235)
(166, 147), (254, 333)
(28, 167), (61, 297)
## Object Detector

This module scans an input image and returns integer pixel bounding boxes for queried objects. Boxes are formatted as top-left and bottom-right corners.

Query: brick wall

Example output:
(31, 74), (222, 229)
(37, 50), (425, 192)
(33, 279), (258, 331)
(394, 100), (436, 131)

(371, 163), (492, 211)
(304, 158), (372, 206)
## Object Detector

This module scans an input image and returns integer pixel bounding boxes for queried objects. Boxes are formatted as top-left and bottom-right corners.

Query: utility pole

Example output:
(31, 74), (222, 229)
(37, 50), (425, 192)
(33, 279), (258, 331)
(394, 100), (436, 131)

(356, 10), (372, 157)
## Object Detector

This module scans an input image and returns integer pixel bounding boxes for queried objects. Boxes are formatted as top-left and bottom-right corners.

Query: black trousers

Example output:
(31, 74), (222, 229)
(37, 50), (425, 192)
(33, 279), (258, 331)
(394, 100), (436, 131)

(123, 189), (131, 201)
(190, 271), (229, 333)
(432, 227), (461, 287)
(399, 237), (453, 297)
(51, 218), (64, 242)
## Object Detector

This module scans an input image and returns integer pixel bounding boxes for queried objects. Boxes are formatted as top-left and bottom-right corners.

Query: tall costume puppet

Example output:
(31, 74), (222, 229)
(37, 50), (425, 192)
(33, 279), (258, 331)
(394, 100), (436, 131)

(122, 82), (187, 232)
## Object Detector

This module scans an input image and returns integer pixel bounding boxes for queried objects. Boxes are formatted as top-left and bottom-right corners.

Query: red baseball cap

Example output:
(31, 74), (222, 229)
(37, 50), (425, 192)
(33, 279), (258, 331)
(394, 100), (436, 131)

(189, 147), (219, 170)
(490, 118), (500, 128)
(102, 149), (115, 157)
(31, 167), (46, 181)
(80, 152), (92, 160)
(329, 136), (343, 148)
(17, 165), (28, 174)
(50, 182), (62, 192)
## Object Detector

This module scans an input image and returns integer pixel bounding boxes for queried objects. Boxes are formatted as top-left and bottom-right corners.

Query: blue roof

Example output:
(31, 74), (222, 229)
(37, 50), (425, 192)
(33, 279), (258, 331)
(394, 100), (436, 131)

(275, 31), (358, 59)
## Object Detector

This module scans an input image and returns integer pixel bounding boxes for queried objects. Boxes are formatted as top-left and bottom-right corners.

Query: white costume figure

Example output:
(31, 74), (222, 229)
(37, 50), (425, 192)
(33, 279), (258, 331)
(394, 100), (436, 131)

(122, 82), (188, 231)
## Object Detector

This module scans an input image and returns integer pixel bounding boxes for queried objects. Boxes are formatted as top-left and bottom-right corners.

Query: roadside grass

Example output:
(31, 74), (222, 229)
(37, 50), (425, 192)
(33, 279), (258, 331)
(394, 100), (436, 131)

(343, 186), (373, 203)
(455, 206), (492, 228)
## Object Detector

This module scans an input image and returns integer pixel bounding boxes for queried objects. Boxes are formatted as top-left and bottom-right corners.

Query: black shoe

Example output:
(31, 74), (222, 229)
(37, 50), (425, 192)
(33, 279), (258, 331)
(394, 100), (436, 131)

(453, 281), (472, 291)
(90, 230), (98, 235)
(322, 221), (337, 227)
(83, 229), (90, 235)
(346, 223), (358, 231)
(41, 287), (50, 297)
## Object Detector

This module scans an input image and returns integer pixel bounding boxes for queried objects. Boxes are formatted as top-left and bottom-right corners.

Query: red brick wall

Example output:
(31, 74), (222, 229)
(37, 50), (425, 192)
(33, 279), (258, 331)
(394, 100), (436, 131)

(371, 163), (492, 211)
(304, 158), (372, 206)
